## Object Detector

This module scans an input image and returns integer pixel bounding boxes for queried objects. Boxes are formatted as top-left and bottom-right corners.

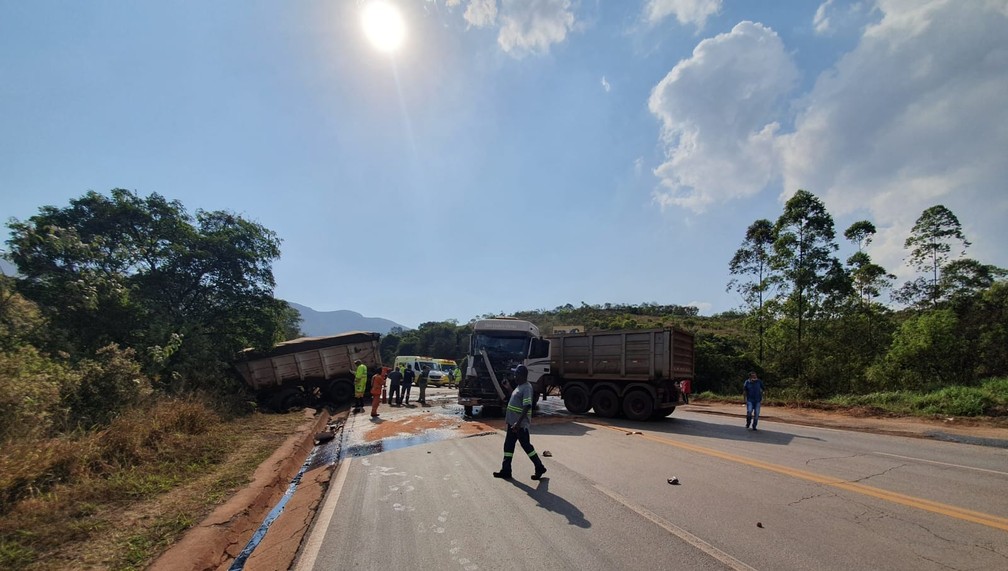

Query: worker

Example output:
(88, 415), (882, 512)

(493, 365), (547, 481)
(417, 365), (430, 405)
(353, 359), (368, 413)
(387, 366), (403, 406)
(400, 365), (415, 406)
(370, 368), (386, 418)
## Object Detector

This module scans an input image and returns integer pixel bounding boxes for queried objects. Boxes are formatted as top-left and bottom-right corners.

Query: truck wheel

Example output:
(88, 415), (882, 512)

(464, 405), (474, 417)
(650, 406), (675, 419)
(563, 385), (590, 415)
(591, 389), (620, 418)
(622, 390), (654, 421)
(326, 380), (354, 404)
(273, 388), (306, 412)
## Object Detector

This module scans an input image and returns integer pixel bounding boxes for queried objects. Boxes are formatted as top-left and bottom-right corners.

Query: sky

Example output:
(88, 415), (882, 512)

(1, 0), (1006, 329)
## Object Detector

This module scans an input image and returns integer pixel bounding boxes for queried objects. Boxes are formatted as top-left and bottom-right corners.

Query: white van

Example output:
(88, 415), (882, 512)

(393, 356), (449, 386)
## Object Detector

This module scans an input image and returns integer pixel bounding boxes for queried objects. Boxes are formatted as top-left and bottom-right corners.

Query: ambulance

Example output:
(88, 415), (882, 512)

(393, 356), (450, 387)
(435, 358), (460, 387)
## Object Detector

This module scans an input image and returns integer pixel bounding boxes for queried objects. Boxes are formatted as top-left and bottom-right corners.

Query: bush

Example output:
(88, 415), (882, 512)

(62, 344), (151, 430)
(0, 346), (75, 441)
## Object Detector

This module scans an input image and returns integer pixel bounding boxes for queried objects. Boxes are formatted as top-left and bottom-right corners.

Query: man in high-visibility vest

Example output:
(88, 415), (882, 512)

(353, 360), (368, 413)
(493, 365), (547, 481)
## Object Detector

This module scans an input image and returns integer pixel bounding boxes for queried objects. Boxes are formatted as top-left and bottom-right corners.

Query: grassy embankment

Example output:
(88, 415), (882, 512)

(697, 377), (1008, 418)
(0, 399), (308, 571)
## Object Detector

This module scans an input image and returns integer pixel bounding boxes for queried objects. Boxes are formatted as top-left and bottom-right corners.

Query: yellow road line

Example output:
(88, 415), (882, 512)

(595, 424), (1008, 533)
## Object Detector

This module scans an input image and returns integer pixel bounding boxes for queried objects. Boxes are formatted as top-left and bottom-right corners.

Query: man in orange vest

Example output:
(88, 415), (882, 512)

(370, 368), (387, 418)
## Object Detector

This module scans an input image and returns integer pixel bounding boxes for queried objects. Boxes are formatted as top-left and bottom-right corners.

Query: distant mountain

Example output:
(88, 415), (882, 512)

(287, 302), (405, 336)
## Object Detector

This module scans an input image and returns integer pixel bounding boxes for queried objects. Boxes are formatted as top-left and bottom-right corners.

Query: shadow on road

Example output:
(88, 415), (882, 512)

(508, 477), (591, 529)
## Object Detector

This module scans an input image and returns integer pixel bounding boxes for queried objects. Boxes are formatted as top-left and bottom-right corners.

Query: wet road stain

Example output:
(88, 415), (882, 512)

(345, 429), (495, 458)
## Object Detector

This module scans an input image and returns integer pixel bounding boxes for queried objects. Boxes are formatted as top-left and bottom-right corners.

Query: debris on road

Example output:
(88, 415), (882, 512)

(757, 522), (764, 528)
(667, 477), (680, 485)
(628, 431), (643, 435)
(314, 432), (335, 444)
(542, 450), (553, 457)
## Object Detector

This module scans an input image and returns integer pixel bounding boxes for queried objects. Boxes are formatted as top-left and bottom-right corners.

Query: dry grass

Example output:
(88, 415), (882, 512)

(0, 398), (308, 570)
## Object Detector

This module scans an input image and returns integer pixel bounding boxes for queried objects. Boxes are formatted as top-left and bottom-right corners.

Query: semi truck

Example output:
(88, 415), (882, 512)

(234, 331), (383, 411)
(458, 318), (694, 421)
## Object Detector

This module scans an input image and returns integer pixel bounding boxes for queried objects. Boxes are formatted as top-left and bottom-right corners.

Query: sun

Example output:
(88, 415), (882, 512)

(361, 1), (406, 53)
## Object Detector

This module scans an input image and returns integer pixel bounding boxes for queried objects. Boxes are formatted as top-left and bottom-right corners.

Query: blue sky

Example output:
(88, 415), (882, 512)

(2, 0), (1006, 329)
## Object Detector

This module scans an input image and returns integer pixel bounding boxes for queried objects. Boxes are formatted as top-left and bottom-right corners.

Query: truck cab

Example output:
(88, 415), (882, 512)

(458, 318), (551, 416)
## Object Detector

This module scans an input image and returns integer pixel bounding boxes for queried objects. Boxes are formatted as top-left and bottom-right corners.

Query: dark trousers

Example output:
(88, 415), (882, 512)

(500, 426), (545, 473)
(354, 396), (364, 410)
(389, 383), (401, 404)
(400, 384), (412, 405)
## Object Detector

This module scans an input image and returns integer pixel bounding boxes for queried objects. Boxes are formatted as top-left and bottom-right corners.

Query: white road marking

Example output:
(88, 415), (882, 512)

(594, 483), (758, 571)
(872, 452), (1008, 476)
(294, 457), (351, 571)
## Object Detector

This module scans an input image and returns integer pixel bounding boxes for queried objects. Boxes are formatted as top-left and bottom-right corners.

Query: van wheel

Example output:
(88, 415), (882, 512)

(591, 389), (620, 418)
(622, 390), (654, 421)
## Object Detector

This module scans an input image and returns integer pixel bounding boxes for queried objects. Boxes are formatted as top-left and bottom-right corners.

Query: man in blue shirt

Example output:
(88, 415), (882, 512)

(493, 365), (547, 481)
(744, 371), (765, 431)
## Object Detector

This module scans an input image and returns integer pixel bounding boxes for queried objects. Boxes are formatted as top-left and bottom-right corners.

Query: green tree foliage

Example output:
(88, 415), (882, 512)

(728, 219), (774, 362)
(899, 205), (971, 307)
(770, 190), (844, 383)
(867, 309), (966, 389)
(5, 189), (294, 393)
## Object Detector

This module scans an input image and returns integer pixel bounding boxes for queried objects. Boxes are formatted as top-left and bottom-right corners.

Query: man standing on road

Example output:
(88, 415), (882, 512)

(493, 365), (547, 481)
(353, 360), (368, 414)
(387, 366), (403, 407)
(400, 365), (415, 406)
(418, 365), (430, 405)
(744, 371), (765, 431)
(370, 368), (386, 418)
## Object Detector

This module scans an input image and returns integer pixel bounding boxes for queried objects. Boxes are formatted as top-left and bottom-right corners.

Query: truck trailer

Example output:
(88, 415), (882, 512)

(458, 318), (694, 421)
(234, 331), (383, 411)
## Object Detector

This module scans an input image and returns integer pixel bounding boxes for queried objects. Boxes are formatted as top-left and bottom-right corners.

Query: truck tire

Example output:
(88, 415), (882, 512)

(563, 385), (590, 415)
(325, 380), (354, 404)
(650, 406), (675, 419)
(591, 388), (620, 418)
(273, 387), (306, 412)
(622, 390), (654, 421)
(464, 405), (474, 417)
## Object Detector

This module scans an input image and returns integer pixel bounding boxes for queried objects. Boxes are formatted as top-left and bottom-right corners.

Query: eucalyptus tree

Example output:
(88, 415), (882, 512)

(727, 219), (775, 362)
(770, 190), (841, 383)
(899, 205), (971, 307)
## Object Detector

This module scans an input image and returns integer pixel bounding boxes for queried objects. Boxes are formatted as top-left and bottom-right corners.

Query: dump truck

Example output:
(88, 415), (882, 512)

(458, 318), (694, 420)
(234, 331), (383, 411)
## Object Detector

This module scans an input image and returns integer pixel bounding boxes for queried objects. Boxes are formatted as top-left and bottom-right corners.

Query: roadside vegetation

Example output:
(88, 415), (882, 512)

(1, 188), (1005, 568)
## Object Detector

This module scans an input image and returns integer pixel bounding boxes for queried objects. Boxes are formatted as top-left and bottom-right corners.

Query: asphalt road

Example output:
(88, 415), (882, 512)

(294, 388), (1008, 570)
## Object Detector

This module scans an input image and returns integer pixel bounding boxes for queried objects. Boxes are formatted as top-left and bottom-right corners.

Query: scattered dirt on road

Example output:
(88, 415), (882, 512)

(365, 412), (495, 441)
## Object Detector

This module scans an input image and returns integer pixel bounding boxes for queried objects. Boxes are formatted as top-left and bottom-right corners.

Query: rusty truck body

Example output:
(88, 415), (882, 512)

(234, 331), (382, 410)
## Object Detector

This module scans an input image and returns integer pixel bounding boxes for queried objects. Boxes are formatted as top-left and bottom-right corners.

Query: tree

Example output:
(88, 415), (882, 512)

(728, 219), (774, 362)
(6, 189), (292, 391)
(770, 190), (841, 384)
(901, 205), (971, 307)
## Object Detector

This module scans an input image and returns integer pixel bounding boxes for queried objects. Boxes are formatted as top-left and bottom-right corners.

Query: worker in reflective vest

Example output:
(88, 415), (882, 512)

(353, 360), (368, 413)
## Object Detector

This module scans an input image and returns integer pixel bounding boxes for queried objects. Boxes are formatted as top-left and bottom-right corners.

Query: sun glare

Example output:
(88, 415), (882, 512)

(362, 1), (406, 53)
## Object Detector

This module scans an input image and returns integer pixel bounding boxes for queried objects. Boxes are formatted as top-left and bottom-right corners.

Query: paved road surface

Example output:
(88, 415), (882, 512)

(294, 389), (1008, 570)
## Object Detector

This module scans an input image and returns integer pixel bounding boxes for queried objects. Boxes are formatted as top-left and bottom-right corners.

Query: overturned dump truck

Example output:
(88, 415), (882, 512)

(234, 331), (382, 411)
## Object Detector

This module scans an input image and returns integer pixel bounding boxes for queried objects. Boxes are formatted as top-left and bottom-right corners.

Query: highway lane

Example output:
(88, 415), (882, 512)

(295, 394), (1008, 570)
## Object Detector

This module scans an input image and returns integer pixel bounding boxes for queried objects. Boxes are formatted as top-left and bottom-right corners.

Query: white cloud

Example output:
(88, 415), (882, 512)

(778, 0), (1008, 276)
(648, 21), (798, 212)
(496, 0), (575, 57)
(644, 0), (722, 29)
(456, 0), (498, 28)
(601, 75), (611, 92)
(813, 0), (836, 34)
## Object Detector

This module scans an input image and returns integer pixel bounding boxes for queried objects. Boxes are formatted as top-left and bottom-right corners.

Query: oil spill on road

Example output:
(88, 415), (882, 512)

(345, 429), (495, 458)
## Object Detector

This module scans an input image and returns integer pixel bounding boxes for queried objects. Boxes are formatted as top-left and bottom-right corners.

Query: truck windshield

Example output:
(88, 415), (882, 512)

(472, 334), (529, 357)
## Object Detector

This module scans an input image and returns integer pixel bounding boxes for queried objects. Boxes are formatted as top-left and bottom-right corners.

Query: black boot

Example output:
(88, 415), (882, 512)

(531, 464), (547, 480)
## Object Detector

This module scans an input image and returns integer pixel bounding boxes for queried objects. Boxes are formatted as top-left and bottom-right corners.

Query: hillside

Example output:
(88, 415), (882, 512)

(288, 302), (405, 336)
